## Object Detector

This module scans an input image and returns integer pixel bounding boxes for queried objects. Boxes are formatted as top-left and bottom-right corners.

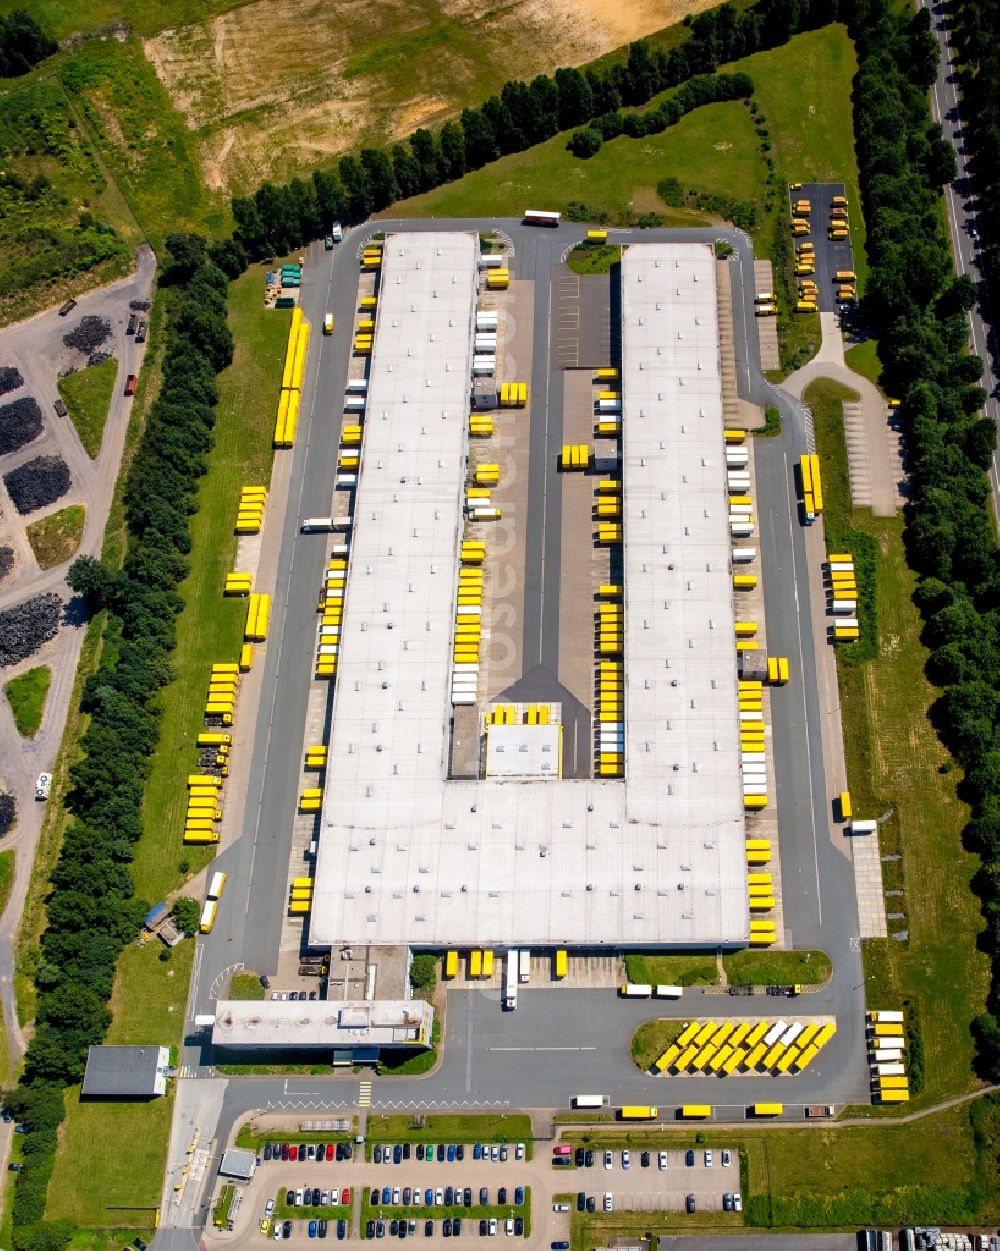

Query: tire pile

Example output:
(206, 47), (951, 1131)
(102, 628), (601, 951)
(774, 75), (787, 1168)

(129, 299), (150, 312)
(87, 351), (113, 367)
(0, 366), (23, 397)
(0, 593), (61, 668)
(0, 396), (43, 456)
(62, 315), (111, 354)
(3, 455), (71, 514)
(0, 548), (14, 582)
(0, 792), (14, 839)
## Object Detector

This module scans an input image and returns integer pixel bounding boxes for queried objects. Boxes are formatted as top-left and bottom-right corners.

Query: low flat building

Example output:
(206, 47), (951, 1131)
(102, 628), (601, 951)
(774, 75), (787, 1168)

(81, 1045), (170, 1099)
(211, 998), (433, 1056)
(219, 1147), (256, 1182)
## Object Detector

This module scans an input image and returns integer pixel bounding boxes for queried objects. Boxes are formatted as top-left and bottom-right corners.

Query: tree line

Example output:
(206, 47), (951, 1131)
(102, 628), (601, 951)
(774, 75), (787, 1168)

(230, 0), (836, 258)
(845, 1), (1000, 1076)
(2, 233), (239, 1251)
(0, 11), (55, 79)
(928, 0), (1000, 1079)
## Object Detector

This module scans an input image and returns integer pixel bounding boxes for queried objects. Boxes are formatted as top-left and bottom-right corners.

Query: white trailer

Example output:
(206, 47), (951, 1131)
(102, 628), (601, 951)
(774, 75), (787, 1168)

(504, 952), (518, 1010)
(831, 600), (857, 615)
(732, 547), (757, 562)
(345, 378), (368, 392)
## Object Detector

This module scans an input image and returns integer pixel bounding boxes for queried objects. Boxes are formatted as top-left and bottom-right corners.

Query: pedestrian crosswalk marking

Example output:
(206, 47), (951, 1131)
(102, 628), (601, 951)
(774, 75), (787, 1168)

(359, 1081), (372, 1107)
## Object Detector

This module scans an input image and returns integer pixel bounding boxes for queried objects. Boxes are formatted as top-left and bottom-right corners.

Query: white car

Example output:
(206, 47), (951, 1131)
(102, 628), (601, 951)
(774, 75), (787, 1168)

(489, 1220), (498, 1237)
(553, 1204), (570, 1213)
(658, 1151), (668, 1171)
(515, 1143), (525, 1161)
(722, 1148), (731, 1167)
(603, 1193), (613, 1212)
(435, 1189), (444, 1206)
(734, 1193), (742, 1212)
(321, 1191), (330, 1206)
(505, 1220), (515, 1236)
(273, 1227), (282, 1241)
(604, 1150), (613, 1170)
(330, 1189), (339, 1206)
(296, 1189), (304, 1206)
(704, 1149), (713, 1167)
(265, 1199), (275, 1217)
(621, 1150), (630, 1170)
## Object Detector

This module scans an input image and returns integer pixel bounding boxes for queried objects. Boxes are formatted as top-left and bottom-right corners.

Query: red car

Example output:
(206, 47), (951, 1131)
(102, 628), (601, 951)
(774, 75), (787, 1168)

(326, 1144), (335, 1161)
(289, 1145), (298, 1161)
(341, 1188), (350, 1206)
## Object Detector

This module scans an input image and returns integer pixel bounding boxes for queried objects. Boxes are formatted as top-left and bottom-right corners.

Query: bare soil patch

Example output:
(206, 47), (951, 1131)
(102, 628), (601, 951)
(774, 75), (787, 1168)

(145, 0), (717, 195)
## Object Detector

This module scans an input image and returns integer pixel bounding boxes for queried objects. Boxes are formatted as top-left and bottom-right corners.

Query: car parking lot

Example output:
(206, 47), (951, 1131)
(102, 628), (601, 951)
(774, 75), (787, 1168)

(566, 1145), (741, 1216)
(227, 1137), (741, 1247)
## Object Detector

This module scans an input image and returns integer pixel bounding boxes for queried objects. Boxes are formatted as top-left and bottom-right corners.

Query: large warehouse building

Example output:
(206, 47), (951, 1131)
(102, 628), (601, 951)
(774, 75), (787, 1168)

(309, 234), (747, 951)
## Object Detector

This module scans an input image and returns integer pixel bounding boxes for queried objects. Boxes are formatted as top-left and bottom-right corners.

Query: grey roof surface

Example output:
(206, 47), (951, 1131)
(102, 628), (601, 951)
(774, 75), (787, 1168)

(212, 998), (433, 1048)
(311, 236), (747, 950)
(81, 1044), (169, 1097)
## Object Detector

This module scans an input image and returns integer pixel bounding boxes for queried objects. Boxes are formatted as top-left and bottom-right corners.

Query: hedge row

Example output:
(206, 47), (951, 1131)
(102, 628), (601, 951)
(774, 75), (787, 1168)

(230, 0), (838, 257)
(2, 235), (236, 1251)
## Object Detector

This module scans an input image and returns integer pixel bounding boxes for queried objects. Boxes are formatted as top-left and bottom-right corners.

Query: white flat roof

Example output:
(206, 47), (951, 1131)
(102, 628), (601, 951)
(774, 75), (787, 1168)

(212, 999), (433, 1048)
(311, 236), (747, 949)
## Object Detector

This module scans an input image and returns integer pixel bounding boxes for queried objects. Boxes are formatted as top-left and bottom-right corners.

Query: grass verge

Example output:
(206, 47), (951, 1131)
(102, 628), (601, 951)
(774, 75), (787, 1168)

(0, 850), (14, 920)
(57, 358), (118, 458)
(631, 1020), (684, 1070)
(25, 504), (86, 570)
(722, 949), (831, 986)
(4, 666), (51, 737)
(809, 377), (987, 1105)
(622, 954), (716, 986)
(565, 245), (621, 275)
(230, 971), (265, 1000)
(844, 338), (883, 389)
(366, 1115), (532, 1147)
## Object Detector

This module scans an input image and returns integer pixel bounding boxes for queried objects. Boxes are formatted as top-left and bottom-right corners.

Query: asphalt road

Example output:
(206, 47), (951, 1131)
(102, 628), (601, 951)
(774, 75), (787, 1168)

(920, 0), (1000, 516)
(162, 219), (869, 1242)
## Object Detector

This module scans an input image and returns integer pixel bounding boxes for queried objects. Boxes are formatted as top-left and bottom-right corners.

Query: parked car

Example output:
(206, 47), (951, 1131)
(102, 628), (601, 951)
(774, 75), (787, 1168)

(723, 1193), (733, 1212)
(576, 1192), (586, 1212)
(515, 1143), (525, 1161)
(375, 1146), (383, 1164)
(586, 1197), (595, 1214)
(499, 1145), (508, 1162)
(425, 1222), (434, 1237)
(263, 1143), (273, 1161)
(367, 1222), (376, 1239)
(382, 1188), (391, 1206)
(603, 1193), (612, 1212)
(464, 1187), (472, 1207)
(490, 1146), (499, 1162)
(403, 1188), (411, 1206)
(456, 1145), (465, 1161)
(473, 1144), (482, 1161)
(319, 1220), (329, 1238)
(447, 1144), (456, 1163)
(704, 1150), (713, 1167)
(265, 1201), (275, 1217)
(312, 1187), (322, 1206)
(438, 1145), (446, 1162)
(685, 1150), (695, 1167)
(489, 1220), (498, 1237)
(480, 1188), (489, 1205)
(425, 1189), (434, 1207)
(288, 1145), (297, 1161)
(479, 1221), (488, 1237)
(453, 1219), (462, 1237)
(722, 1148), (731, 1167)
(604, 1150), (613, 1170)
(504, 1220), (514, 1237)
(342, 1188), (350, 1206)
(283, 1222), (293, 1239)
(574, 1148), (585, 1168)
(393, 1188), (401, 1205)
(584, 1149), (594, 1168)
(514, 1187), (524, 1205)
(443, 1219), (452, 1238)
(734, 1194), (742, 1212)
(435, 1189), (444, 1207)
(686, 1195), (696, 1214)
(390, 1221), (399, 1236)
(444, 1187), (453, 1207)
(404, 1143), (411, 1160)
(514, 1219), (524, 1237)
(658, 1151), (668, 1170)
(498, 1188), (506, 1206)
(376, 1222), (385, 1239)
(622, 1150), (630, 1170)
(417, 1144), (425, 1161)
(394, 1145), (403, 1165)
(640, 1151), (649, 1168)
(337, 1220), (346, 1240)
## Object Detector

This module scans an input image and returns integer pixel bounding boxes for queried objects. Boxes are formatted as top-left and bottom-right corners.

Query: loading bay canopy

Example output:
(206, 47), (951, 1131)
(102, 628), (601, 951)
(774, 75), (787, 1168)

(310, 235), (747, 949)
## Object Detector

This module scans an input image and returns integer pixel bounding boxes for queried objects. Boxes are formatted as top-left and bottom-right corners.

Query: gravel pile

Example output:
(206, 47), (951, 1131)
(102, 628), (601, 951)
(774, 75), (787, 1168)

(62, 315), (111, 354)
(0, 548), (14, 582)
(0, 793), (14, 838)
(0, 366), (23, 397)
(0, 396), (43, 456)
(3, 455), (71, 515)
(0, 592), (61, 668)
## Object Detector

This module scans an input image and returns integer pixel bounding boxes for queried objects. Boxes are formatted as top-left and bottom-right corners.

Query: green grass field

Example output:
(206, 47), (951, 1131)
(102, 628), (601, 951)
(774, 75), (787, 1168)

(809, 380), (987, 1104)
(388, 99), (764, 225)
(46, 939), (194, 1232)
(58, 357), (118, 458)
(845, 338), (884, 389)
(565, 245), (621, 275)
(630, 1020), (684, 1070)
(623, 954), (717, 986)
(4, 666), (51, 737)
(25, 504), (86, 570)
(230, 971), (265, 1000)
(0, 0), (246, 39)
(130, 264), (284, 901)
(366, 1115), (533, 1147)
(0, 850), (14, 922)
